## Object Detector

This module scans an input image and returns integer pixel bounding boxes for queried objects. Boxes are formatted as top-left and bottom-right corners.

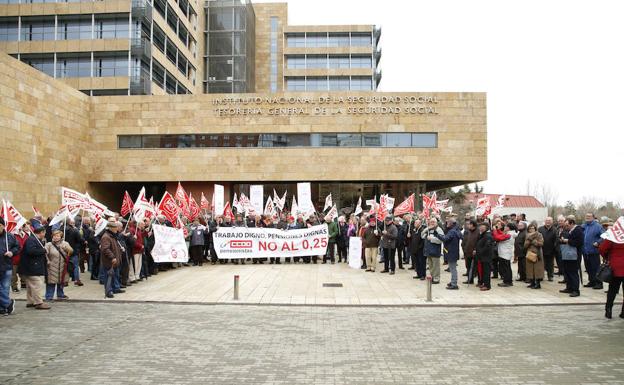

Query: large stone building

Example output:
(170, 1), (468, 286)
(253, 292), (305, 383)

(0, 0), (381, 95)
(0, 0), (486, 215)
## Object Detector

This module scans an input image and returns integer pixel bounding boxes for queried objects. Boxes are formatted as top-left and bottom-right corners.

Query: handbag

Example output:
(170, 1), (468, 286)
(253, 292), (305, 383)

(526, 250), (538, 263)
(596, 263), (613, 283)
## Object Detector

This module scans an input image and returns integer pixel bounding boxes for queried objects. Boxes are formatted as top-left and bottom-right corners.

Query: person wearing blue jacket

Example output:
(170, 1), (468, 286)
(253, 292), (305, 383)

(441, 217), (463, 290)
(582, 213), (605, 289)
(1, 218), (20, 316)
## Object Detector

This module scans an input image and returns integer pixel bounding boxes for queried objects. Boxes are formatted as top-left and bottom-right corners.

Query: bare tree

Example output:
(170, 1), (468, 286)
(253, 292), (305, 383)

(522, 180), (560, 217)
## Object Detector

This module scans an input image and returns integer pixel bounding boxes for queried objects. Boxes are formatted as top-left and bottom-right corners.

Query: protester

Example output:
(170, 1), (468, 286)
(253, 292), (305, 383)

(441, 217), (462, 290)
(11, 223), (29, 293)
(514, 221), (528, 282)
(18, 225), (50, 309)
(462, 219), (479, 284)
(1, 218), (20, 316)
(539, 217), (558, 282)
(100, 218), (123, 298)
(409, 219), (426, 280)
(324, 216), (338, 264)
(362, 217), (380, 272)
(556, 215), (567, 284)
(582, 213), (605, 290)
(421, 217), (444, 283)
(524, 221), (545, 289)
(492, 222), (517, 287)
(189, 218), (207, 266)
(475, 222), (494, 291)
(559, 216), (583, 297)
(44, 230), (72, 301)
(598, 229), (624, 319)
(63, 218), (84, 287)
(380, 216), (398, 274)
(336, 216), (349, 263)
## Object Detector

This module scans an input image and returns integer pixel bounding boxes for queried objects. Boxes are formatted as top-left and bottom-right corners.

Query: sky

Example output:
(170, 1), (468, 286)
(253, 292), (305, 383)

(256, 0), (624, 205)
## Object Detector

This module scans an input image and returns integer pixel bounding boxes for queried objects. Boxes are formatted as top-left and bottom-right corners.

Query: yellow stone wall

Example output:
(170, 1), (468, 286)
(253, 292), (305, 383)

(0, 54), (91, 217)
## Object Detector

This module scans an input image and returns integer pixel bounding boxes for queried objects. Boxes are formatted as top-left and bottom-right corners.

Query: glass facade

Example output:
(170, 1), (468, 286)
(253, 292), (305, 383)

(287, 54), (373, 70)
(204, 0), (255, 93)
(286, 31), (373, 48)
(286, 76), (373, 91)
(118, 133), (438, 149)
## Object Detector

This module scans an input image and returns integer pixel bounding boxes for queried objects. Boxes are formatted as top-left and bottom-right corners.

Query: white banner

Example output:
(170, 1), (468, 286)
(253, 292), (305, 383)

(602, 216), (624, 244)
(297, 182), (315, 215)
(151, 224), (189, 263)
(214, 184), (225, 216)
(213, 224), (329, 259)
(250, 185), (264, 215)
(347, 237), (362, 269)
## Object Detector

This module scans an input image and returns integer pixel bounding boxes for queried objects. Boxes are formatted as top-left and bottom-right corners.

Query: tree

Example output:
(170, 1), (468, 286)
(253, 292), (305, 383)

(473, 183), (483, 193)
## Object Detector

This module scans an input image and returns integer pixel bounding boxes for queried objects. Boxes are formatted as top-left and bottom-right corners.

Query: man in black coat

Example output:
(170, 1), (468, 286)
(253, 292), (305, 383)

(81, 217), (100, 281)
(538, 217), (558, 282)
(18, 226), (50, 309)
(409, 218), (426, 280)
(62, 219), (84, 286)
(476, 222), (494, 291)
(514, 222), (528, 282)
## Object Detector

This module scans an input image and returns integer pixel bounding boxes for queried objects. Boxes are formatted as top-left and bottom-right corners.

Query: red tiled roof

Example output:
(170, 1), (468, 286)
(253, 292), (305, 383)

(464, 193), (545, 208)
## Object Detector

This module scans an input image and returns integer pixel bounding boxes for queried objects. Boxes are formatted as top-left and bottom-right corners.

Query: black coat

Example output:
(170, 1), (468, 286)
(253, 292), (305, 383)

(82, 224), (99, 255)
(18, 235), (47, 276)
(514, 229), (527, 258)
(408, 224), (425, 254)
(538, 225), (558, 256)
(0, 231), (20, 272)
(337, 223), (349, 247)
(475, 231), (494, 263)
(63, 225), (83, 254)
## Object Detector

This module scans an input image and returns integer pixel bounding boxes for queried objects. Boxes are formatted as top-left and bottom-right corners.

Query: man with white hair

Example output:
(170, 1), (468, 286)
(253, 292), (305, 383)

(539, 217), (558, 282)
(421, 217), (445, 284)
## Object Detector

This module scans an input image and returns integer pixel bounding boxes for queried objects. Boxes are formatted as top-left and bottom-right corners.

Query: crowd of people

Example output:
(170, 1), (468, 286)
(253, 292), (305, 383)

(1, 208), (623, 319)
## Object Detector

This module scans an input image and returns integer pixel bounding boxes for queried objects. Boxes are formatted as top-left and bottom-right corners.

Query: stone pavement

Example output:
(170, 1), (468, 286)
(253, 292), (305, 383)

(10, 260), (614, 306)
(1, 302), (623, 385)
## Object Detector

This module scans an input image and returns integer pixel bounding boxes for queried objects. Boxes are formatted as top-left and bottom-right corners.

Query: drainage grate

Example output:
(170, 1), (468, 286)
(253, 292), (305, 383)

(322, 283), (343, 288)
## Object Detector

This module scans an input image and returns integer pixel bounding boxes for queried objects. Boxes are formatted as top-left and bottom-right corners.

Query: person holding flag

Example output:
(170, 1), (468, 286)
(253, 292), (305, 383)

(0, 217), (20, 316)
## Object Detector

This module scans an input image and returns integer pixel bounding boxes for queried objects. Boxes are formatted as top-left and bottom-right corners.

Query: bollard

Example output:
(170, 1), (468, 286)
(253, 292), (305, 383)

(426, 276), (432, 302)
(234, 275), (240, 300)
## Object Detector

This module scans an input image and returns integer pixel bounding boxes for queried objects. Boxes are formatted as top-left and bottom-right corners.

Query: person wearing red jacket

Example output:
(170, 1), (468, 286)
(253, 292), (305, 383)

(12, 224), (30, 293)
(598, 235), (624, 319)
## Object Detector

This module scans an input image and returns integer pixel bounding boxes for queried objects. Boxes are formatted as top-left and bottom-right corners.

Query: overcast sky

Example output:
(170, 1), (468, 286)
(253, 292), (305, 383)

(257, 0), (624, 205)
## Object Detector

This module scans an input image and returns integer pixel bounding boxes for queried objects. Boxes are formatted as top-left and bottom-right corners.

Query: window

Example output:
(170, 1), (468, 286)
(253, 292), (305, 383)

(285, 77), (305, 91)
(286, 55), (305, 69)
(91, 89), (129, 96)
(328, 77), (350, 91)
(177, 54), (188, 76)
(57, 17), (92, 40)
(328, 33), (349, 47)
(351, 55), (372, 68)
(152, 60), (165, 88)
(94, 54), (128, 77)
(306, 76), (327, 91)
(22, 55), (54, 77)
(306, 32), (326, 47)
(166, 40), (177, 65)
(56, 55), (91, 78)
(153, 0), (166, 19)
(306, 55), (327, 69)
(328, 55), (349, 69)
(350, 32), (372, 46)
(118, 133), (438, 149)
(167, 11), (178, 34)
(0, 18), (18, 41)
(95, 16), (129, 39)
(286, 33), (304, 47)
(351, 76), (373, 91)
(209, 7), (233, 31)
(152, 25), (165, 53)
(209, 32), (233, 55)
(21, 18), (55, 41)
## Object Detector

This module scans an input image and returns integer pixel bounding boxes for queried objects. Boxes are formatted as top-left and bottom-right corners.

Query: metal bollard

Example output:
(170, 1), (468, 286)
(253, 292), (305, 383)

(234, 275), (240, 300)
(426, 276), (432, 302)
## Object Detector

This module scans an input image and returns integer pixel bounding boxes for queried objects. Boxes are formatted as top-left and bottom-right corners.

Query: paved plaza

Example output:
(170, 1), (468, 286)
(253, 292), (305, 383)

(1, 302), (623, 385)
(10, 260), (612, 306)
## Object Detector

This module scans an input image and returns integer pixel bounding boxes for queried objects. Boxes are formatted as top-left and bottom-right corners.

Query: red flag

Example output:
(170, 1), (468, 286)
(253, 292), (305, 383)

(121, 190), (134, 217)
(157, 191), (180, 225)
(200, 192), (210, 210)
(144, 197), (155, 220)
(376, 195), (388, 221)
(223, 201), (235, 221)
(2, 200), (27, 234)
(175, 182), (190, 217)
(32, 206), (42, 218)
(188, 193), (201, 221)
(393, 194), (415, 216)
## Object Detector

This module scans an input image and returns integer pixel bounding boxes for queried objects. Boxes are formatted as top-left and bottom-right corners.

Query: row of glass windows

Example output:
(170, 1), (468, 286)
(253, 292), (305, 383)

(152, 23), (195, 80)
(206, 5), (247, 32)
(17, 52), (129, 78)
(153, 0), (196, 54)
(0, 16), (129, 41)
(118, 133), (438, 149)
(286, 54), (372, 70)
(151, 57), (189, 95)
(285, 76), (373, 91)
(286, 32), (372, 48)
